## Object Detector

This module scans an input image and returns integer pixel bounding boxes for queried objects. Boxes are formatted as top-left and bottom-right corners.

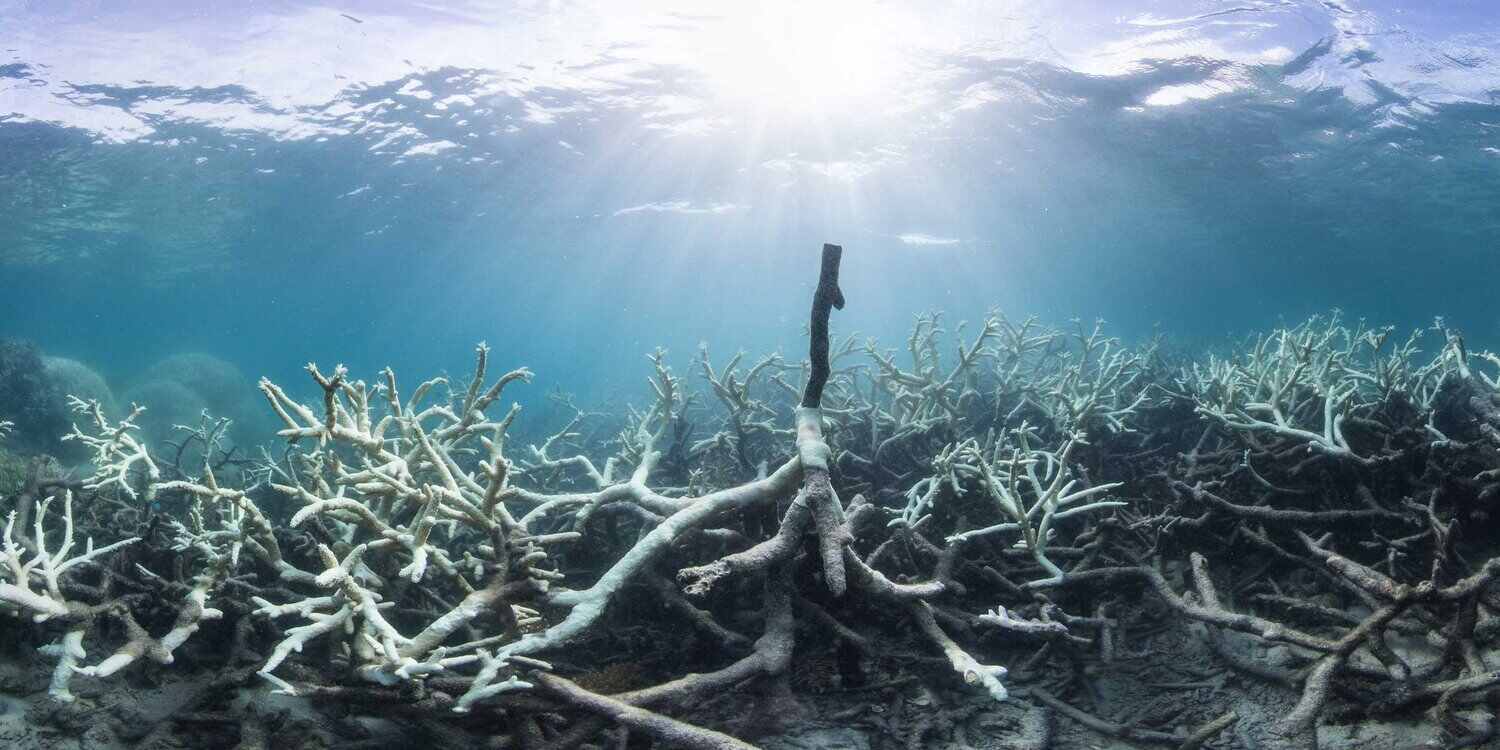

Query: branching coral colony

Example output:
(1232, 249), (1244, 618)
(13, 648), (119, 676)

(9, 253), (1500, 750)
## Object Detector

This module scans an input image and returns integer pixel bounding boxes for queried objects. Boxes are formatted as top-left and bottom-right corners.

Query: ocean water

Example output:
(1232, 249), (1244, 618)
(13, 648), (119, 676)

(5, 0), (1499, 405)
(3, 2), (1500, 748)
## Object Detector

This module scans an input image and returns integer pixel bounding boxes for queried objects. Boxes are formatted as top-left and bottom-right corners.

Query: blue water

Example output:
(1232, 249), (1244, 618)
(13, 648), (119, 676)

(3, 0), (1500, 432)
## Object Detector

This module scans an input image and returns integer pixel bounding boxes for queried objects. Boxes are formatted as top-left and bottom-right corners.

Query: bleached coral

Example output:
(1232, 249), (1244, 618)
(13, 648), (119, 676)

(250, 347), (563, 693)
(243, 247), (942, 736)
(0, 490), (226, 701)
(905, 426), (1125, 585)
(31, 246), (1500, 750)
(61, 396), (160, 501)
(1186, 315), (1460, 463)
(245, 342), (831, 715)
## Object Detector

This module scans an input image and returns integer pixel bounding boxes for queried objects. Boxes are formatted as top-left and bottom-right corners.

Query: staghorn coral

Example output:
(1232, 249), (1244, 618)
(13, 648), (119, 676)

(208, 245), (1032, 747)
(11, 252), (1500, 750)
(902, 425), (1127, 586)
(0, 484), (228, 702)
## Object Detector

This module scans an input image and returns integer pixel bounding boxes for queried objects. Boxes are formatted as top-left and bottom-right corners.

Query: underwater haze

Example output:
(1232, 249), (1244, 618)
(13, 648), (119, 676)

(4, 0), (1500, 404)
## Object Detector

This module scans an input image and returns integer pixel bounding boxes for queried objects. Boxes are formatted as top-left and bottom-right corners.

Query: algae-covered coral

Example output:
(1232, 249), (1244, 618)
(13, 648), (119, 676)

(3, 248), (1500, 749)
(0, 340), (68, 455)
(0, 425), (23, 498)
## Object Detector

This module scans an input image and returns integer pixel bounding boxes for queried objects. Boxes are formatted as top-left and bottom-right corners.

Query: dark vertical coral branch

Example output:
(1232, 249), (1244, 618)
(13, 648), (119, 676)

(801, 243), (845, 409)
(796, 242), (851, 595)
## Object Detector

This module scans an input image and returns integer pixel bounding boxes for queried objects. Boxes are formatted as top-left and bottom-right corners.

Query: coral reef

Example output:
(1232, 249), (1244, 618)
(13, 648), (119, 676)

(129, 352), (271, 449)
(0, 339), (68, 455)
(119, 378), (210, 448)
(42, 356), (116, 419)
(6, 251), (1500, 749)
(0, 434), (24, 498)
(140, 354), (247, 411)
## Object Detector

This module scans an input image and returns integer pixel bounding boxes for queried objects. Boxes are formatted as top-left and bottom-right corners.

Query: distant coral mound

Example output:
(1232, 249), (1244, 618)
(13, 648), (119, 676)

(141, 353), (247, 416)
(131, 353), (275, 448)
(120, 378), (211, 448)
(43, 356), (117, 416)
(0, 339), (69, 455)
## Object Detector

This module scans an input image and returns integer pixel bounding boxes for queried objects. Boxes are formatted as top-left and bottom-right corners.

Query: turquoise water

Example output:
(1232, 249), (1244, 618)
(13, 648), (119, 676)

(3, 0), (1499, 416)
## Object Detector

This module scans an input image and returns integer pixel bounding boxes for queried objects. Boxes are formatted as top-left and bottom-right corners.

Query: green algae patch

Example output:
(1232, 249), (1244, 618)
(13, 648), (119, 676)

(0, 445), (26, 499)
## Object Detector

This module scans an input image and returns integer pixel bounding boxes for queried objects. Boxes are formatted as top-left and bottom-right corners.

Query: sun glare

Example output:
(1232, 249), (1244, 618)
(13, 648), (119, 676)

(694, 1), (910, 115)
